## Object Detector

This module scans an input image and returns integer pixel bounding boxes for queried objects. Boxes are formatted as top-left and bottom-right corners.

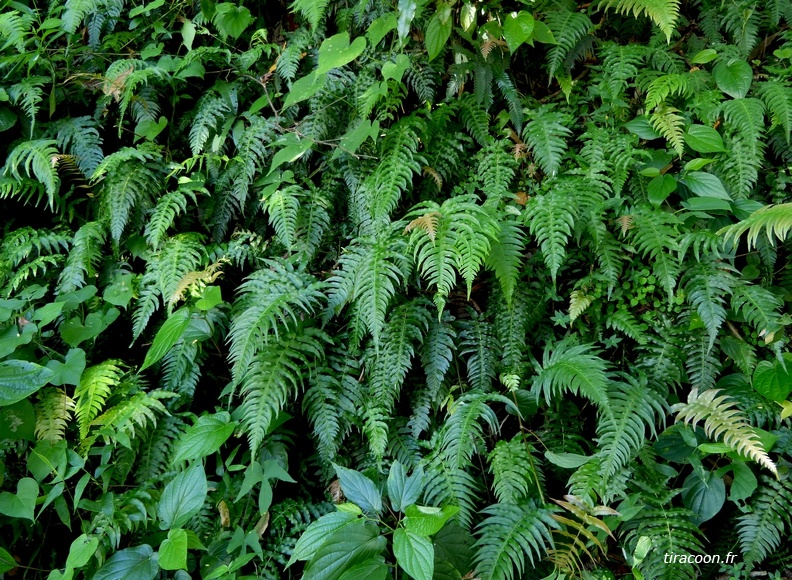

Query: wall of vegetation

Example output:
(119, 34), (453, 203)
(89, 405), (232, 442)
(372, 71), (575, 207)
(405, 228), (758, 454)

(2, 0), (792, 578)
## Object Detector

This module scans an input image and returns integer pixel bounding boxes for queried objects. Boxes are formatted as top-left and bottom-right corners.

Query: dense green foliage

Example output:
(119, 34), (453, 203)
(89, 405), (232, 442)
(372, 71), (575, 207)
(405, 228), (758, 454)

(3, 0), (792, 578)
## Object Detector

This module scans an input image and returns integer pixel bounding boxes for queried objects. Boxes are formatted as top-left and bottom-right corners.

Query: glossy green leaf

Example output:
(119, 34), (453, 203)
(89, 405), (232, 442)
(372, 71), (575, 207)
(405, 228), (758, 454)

(332, 463), (382, 514)
(647, 174), (676, 207)
(283, 71), (327, 109)
(316, 33), (367, 75)
(425, 10), (452, 62)
(159, 528), (188, 570)
(337, 556), (388, 580)
(0, 399), (35, 440)
(140, 308), (190, 371)
(713, 59), (753, 99)
(683, 172), (731, 200)
(287, 511), (360, 565)
(66, 534), (99, 569)
(393, 528), (434, 580)
(684, 125), (726, 153)
(172, 413), (236, 463)
(403, 504), (459, 536)
(158, 464), (208, 530)
(681, 470), (725, 525)
(752, 357), (792, 402)
(503, 11), (534, 53)
(0, 477), (38, 521)
(0, 547), (14, 574)
(0, 360), (54, 407)
(302, 521), (386, 580)
(93, 545), (159, 580)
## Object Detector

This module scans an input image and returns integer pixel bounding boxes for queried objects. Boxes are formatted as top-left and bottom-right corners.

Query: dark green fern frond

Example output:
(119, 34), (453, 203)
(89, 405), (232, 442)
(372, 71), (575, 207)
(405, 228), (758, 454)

(4, 139), (60, 208)
(52, 116), (104, 177)
(410, 314), (456, 437)
(759, 81), (792, 143)
(473, 501), (557, 580)
(628, 207), (681, 301)
(720, 202), (792, 249)
(598, 0), (681, 41)
(57, 222), (106, 294)
(737, 475), (792, 567)
(524, 190), (575, 282)
(522, 105), (571, 177)
(531, 339), (610, 408)
(459, 311), (499, 391)
(730, 282), (783, 341)
(683, 260), (736, 351)
(488, 436), (544, 504)
(544, 10), (593, 81)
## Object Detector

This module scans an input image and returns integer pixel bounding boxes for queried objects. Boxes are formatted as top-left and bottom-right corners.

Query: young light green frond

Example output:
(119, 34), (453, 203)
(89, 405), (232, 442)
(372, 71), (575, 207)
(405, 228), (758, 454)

(522, 105), (571, 177)
(0, 10), (33, 53)
(35, 388), (76, 442)
(673, 388), (777, 476)
(4, 139), (60, 208)
(645, 73), (691, 110)
(478, 140), (517, 200)
(9, 76), (46, 136)
(719, 202), (792, 249)
(228, 260), (326, 383)
(598, 0), (681, 41)
(189, 92), (235, 155)
(737, 475), (792, 567)
(74, 360), (124, 439)
(238, 325), (330, 455)
(531, 339), (611, 408)
(290, 0), (330, 30)
(650, 104), (685, 156)
(597, 376), (666, 479)
(524, 191), (575, 282)
(489, 437), (543, 504)
(57, 222), (106, 294)
(473, 501), (557, 580)
(718, 136), (761, 199)
(93, 390), (172, 445)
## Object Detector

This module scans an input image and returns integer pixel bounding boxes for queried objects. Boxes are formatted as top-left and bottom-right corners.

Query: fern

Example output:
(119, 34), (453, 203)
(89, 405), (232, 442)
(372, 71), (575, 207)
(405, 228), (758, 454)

(189, 92), (235, 155)
(650, 104), (686, 156)
(737, 475), (792, 567)
(524, 191), (575, 282)
(145, 191), (191, 250)
(52, 116), (104, 177)
(629, 207), (681, 301)
(74, 361), (124, 439)
(522, 105), (571, 177)
(228, 260), (325, 383)
(291, 0), (330, 30)
(720, 202), (792, 249)
(410, 314), (456, 437)
(531, 339), (610, 408)
(262, 185), (302, 251)
(35, 388), (76, 442)
(489, 437), (543, 504)
(58, 222), (106, 294)
(730, 283), (783, 341)
(0, 10), (33, 53)
(598, 0), (681, 41)
(473, 501), (557, 580)
(673, 388), (778, 476)
(8, 76), (47, 136)
(544, 10), (593, 81)
(683, 261), (736, 352)
(4, 139), (60, 208)
(406, 193), (500, 312)
(62, 0), (100, 34)
(459, 312), (499, 391)
(759, 81), (792, 143)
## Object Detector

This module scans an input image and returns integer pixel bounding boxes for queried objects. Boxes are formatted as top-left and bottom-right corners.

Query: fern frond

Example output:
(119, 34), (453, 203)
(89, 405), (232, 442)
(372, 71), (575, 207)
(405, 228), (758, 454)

(8, 76), (47, 136)
(74, 361), (124, 439)
(34, 388), (75, 442)
(262, 185), (302, 251)
(737, 475), (792, 567)
(478, 140), (516, 200)
(683, 261), (736, 351)
(489, 437), (543, 504)
(531, 339), (610, 408)
(524, 191), (575, 282)
(189, 92), (235, 155)
(522, 105), (571, 177)
(136, 414), (185, 482)
(719, 98), (765, 143)
(62, 0), (100, 34)
(473, 501), (557, 580)
(0, 10), (33, 52)
(459, 312), (499, 391)
(629, 207), (681, 301)
(673, 388), (777, 476)
(598, 0), (681, 41)
(239, 325), (329, 455)
(57, 222), (106, 294)
(145, 191), (191, 250)
(544, 10), (593, 81)
(53, 116), (104, 177)
(94, 390), (172, 445)
(4, 139), (60, 208)
(406, 193), (500, 312)
(459, 95), (492, 146)
(650, 104), (685, 156)
(719, 202), (792, 249)
(228, 261), (325, 385)
(759, 81), (792, 143)
(410, 314), (456, 436)
(290, 0), (330, 30)
(730, 283), (783, 341)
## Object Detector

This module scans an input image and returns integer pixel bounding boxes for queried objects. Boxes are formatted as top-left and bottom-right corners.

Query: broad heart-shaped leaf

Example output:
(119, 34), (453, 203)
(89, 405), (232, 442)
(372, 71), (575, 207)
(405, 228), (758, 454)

(0, 477), (38, 521)
(171, 412), (236, 463)
(158, 528), (188, 570)
(683, 171), (731, 200)
(647, 174), (677, 207)
(433, 521), (474, 573)
(425, 10), (452, 62)
(503, 11), (535, 53)
(681, 469), (725, 525)
(302, 520), (387, 580)
(195, 286), (223, 311)
(288, 511), (360, 566)
(46, 348), (86, 386)
(332, 463), (383, 514)
(0, 360), (54, 407)
(158, 463), (207, 530)
(283, 71), (327, 109)
(684, 125), (726, 153)
(316, 33), (367, 75)
(93, 545), (159, 580)
(728, 461), (758, 503)
(713, 59), (753, 99)
(752, 358), (792, 402)
(393, 528), (434, 580)
(140, 308), (190, 371)
(403, 505), (460, 537)
(66, 534), (99, 569)
(213, 3), (253, 39)
(0, 547), (15, 574)
(337, 556), (388, 580)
